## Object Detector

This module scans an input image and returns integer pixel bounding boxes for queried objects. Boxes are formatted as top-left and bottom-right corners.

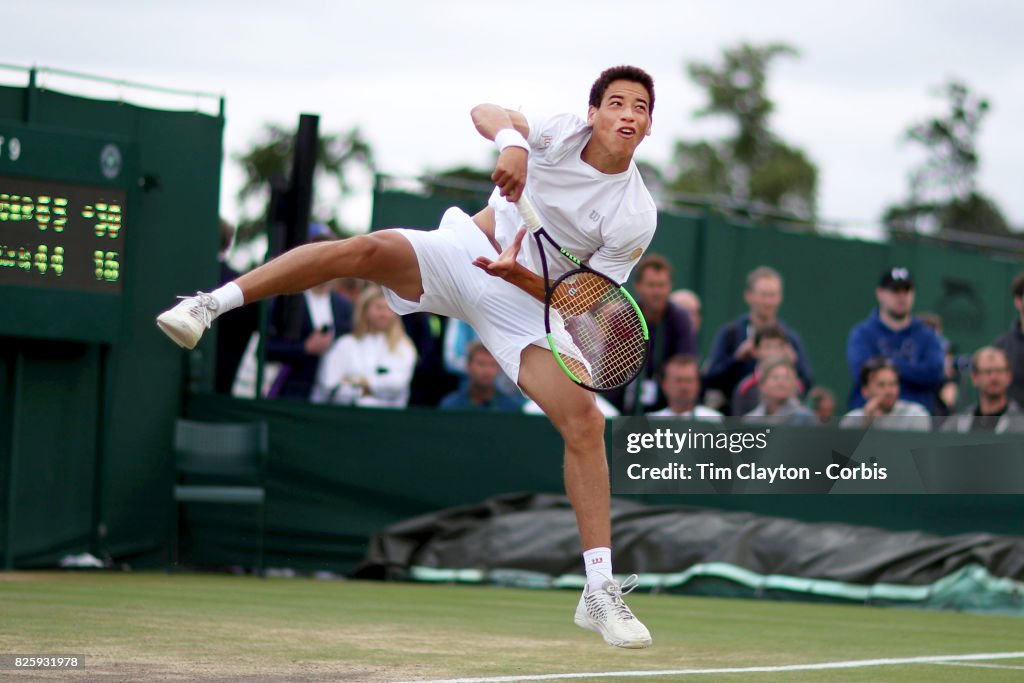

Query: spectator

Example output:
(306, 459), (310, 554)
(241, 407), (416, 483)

(846, 267), (944, 413)
(993, 272), (1024, 406)
(704, 266), (813, 414)
(403, 312), (459, 408)
(730, 325), (804, 417)
(264, 233), (354, 399)
(670, 289), (702, 335)
(647, 354), (723, 422)
(442, 318), (520, 399)
(443, 318), (480, 379)
(918, 312), (960, 416)
(839, 357), (930, 431)
(333, 277), (367, 305)
(941, 347), (1024, 434)
(741, 357), (816, 426)
(614, 254), (695, 414)
(215, 219), (259, 394)
(808, 386), (836, 425)
(439, 341), (524, 412)
(312, 286), (416, 408)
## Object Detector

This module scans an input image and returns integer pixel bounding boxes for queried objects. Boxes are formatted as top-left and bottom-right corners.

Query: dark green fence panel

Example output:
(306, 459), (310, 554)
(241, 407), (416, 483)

(0, 79), (223, 568)
(0, 341), (100, 565)
(645, 210), (702, 292)
(700, 224), (890, 402)
(99, 103), (223, 564)
(892, 238), (1019, 358)
(184, 395), (1023, 575)
(184, 395), (566, 572)
(370, 185), (481, 232)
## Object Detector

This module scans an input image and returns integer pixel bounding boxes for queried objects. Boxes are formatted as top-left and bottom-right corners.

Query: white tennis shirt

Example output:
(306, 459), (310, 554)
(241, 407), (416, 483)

(488, 112), (657, 286)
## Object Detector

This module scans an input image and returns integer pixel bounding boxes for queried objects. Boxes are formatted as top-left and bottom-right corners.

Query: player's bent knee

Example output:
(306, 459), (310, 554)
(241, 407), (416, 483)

(338, 232), (417, 280)
(322, 231), (421, 301)
(323, 234), (379, 277)
(331, 234), (380, 277)
(557, 403), (605, 445)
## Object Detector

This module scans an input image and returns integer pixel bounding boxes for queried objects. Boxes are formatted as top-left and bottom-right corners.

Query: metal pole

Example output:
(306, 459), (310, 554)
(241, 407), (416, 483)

(23, 67), (37, 123)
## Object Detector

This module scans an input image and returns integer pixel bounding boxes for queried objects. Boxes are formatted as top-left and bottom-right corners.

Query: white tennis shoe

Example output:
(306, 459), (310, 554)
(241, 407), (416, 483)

(156, 292), (218, 349)
(574, 575), (652, 648)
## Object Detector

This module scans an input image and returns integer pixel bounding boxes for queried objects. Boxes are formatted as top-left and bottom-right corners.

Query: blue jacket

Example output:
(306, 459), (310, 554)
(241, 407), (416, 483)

(846, 309), (945, 412)
(703, 314), (813, 404)
(438, 388), (524, 412)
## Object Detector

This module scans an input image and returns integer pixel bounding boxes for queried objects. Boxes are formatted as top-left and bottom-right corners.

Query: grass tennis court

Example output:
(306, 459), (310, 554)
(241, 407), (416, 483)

(2, 571), (1022, 681)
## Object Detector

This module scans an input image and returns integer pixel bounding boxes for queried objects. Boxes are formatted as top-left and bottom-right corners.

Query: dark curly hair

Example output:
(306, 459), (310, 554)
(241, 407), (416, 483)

(589, 65), (655, 115)
(1011, 272), (1024, 299)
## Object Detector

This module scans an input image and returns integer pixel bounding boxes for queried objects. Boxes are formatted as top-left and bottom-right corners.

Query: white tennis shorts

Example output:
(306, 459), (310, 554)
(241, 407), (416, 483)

(382, 207), (549, 384)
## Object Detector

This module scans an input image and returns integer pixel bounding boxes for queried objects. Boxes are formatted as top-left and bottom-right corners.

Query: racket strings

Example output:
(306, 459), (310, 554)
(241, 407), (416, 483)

(551, 272), (647, 390)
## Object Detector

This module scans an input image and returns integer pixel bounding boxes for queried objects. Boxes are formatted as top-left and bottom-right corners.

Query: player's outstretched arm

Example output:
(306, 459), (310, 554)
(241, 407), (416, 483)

(470, 104), (529, 140)
(471, 104), (529, 202)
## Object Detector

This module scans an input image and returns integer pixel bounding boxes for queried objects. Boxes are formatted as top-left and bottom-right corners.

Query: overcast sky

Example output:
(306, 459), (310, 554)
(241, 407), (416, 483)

(5, 0), (1023, 238)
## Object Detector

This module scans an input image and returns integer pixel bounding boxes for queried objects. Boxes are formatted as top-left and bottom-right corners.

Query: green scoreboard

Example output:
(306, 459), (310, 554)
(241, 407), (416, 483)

(0, 122), (136, 341)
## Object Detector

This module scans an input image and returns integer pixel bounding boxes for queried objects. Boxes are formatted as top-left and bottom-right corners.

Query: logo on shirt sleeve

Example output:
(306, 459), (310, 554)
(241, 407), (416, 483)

(629, 247), (644, 260)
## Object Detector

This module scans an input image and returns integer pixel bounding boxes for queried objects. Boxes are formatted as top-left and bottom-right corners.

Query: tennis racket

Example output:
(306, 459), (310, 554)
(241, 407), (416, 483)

(515, 196), (649, 392)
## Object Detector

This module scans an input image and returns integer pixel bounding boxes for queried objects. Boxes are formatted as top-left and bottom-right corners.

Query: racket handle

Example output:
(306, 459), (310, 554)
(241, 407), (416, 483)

(515, 196), (543, 233)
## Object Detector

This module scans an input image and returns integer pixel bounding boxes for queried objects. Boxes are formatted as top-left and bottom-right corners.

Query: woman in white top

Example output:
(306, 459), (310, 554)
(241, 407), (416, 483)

(312, 286), (416, 407)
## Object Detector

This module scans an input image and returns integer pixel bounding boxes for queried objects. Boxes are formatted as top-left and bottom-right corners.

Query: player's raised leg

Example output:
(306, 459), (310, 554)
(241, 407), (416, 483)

(156, 230), (422, 349)
(516, 345), (651, 649)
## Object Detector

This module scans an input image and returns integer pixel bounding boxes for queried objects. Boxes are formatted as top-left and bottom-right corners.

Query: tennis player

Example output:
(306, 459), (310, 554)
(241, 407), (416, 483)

(158, 65), (658, 648)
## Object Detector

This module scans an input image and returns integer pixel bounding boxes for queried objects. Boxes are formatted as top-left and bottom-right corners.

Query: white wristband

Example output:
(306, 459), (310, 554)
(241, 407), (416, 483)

(494, 128), (529, 153)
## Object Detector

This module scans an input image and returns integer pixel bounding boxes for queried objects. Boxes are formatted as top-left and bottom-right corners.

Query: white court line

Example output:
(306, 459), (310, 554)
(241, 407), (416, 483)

(932, 661), (1024, 671)
(397, 651), (1024, 683)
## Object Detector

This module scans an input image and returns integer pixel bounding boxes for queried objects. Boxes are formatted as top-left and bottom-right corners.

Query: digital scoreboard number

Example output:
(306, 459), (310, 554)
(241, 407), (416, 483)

(0, 174), (124, 293)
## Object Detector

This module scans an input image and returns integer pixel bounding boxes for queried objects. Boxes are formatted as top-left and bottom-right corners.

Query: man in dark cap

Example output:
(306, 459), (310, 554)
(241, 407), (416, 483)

(845, 267), (945, 412)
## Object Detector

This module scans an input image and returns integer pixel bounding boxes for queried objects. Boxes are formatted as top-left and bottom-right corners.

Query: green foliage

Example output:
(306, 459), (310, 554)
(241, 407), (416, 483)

(233, 123), (375, 243)
(749, 142), (818, 219)
(667, 139), (729, 197)
(884, 80), (1012, 241)
(667, 42), (818, 225)
(689, 42), (797, 163)
(940, 192), (1011, 235)
(906, 81), (988, 202)
(886, 192), (1010, 239)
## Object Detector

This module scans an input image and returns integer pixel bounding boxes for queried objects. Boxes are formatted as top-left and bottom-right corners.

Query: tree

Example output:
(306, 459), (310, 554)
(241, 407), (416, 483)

(883, 80), (1011, 238)
(233, 124), (376, 244)
(666, 42), (818, 225)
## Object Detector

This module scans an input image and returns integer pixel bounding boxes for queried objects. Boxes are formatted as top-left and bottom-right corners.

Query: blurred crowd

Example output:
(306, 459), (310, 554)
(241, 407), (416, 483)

(216, 222), (1024, 433)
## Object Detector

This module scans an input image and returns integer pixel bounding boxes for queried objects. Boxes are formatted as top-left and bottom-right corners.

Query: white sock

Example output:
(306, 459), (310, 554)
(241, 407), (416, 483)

(583, 547), (614, 591)
(210, 282), (244, 317)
